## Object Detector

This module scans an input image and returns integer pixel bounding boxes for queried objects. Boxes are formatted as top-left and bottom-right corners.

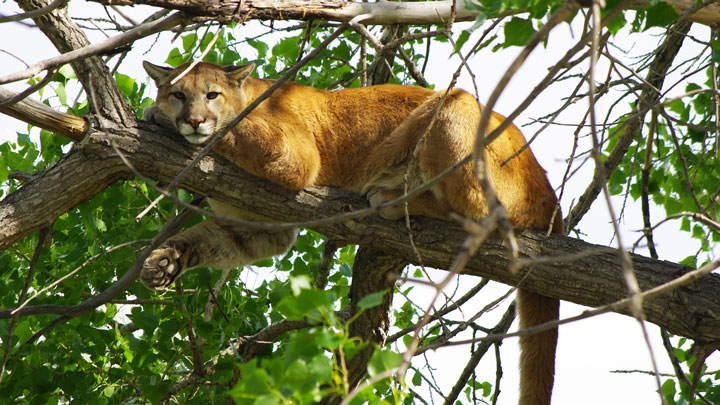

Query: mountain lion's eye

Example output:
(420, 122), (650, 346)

(207, 92), (220, 100)
(171, 92), (186, 101)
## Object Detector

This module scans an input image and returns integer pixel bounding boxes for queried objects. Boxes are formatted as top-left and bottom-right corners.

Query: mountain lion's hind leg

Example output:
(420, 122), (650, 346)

(141, 221), (298, 289)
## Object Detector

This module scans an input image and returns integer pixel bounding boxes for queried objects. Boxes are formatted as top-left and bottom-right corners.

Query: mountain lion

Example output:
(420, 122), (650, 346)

(142, 60), (562, 405)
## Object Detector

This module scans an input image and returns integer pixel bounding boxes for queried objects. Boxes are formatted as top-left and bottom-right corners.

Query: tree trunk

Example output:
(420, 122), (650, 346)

(319, 247), (406, 404)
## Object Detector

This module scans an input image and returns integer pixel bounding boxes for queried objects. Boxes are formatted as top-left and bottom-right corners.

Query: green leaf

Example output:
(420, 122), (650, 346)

(645, 2), (679, 30)
(248, 39), (270, 59)
(16, 132), (31, 147)
(603, 0), (627, 35)
(605, 12), (626, 35)
(463, 0), (485, 11)
(339, 262), (352, 277)
(0, 153), (8, 184)
(272, 37), (300, 61)
(692, 225), (706, 239)
(455, 30), (471, 53)
(309, 355), (333, 381)
(115, 73), (136, 98)
(54, 82), (67, 106)
(661, 379), (676, 400)
(412, 370), (422, 386)
(253, 258), (274, 267)
(316, 329), (343, 350)
(182, 33), (198, 53)
(276, 288), (332, 321)
(165, 48), (186, 67)
(667, 98), (686, 115)
(481, 380), (492, 396)
(128, 307), (158, 333)
(57, 64), (76, 81)
(357, 289), (388, 310)
(503, 17), (536, 48)
(367, 348), (402, 377)
(679, 255), (697, 267)
(289, 275), (312, 296)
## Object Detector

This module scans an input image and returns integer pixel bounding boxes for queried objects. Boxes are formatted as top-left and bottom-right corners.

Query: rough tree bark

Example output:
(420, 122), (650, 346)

(319, 247), (407, 404)
(1, 116), (718, 343)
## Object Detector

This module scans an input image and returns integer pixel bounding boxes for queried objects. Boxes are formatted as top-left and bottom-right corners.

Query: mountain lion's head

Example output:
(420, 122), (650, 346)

(143, 61), (255, 144)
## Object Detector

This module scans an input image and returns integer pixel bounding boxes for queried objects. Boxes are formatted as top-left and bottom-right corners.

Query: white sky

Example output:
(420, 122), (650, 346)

(1, 2), (718, 404)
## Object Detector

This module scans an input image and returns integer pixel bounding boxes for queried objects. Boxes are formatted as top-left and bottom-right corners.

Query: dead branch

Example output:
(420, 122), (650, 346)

(0, 0), (66, 23)
(89, 0), (720, 26)
(0, 12), (182, 85)
(0, 86), (87, 140)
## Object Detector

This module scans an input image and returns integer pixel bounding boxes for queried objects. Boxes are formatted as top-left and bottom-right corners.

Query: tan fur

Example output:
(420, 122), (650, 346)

(142, 61), (562, 404)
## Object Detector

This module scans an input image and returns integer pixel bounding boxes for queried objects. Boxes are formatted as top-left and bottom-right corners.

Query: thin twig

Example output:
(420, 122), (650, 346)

(170, 24), (224, 85)
(315, 241), (337, 290)
(587, 2), (663, 401)
(11, 240), (149, 315)
(386, 278), (489, 343)
(0, 68), (57, 108)
(640, 110), (659, 258)
(203, 268), (233, 322)
(0, 0), (66, 23)
(0, 228), (49, 385)
(422, 258), (720, 350)
(0, 12), (183, 85)
(396, 208), (502, 381)
(442, 303), (515, 405)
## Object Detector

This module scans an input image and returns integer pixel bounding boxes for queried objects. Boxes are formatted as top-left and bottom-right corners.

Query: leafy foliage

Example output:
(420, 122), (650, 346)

(661, 337), (720, 404)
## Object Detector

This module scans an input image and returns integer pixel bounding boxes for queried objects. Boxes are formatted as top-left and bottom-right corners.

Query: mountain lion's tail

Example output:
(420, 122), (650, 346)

(517, 290), (559, 405)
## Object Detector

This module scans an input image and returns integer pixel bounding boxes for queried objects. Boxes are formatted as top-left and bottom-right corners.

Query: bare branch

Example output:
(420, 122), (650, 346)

(0, 0), (66, 23)
(0, 12), (182, 85)
(442, 303), (515, 405)
(89, 0), (720, 26)
(0, 86), (87, 140)
(565, 20), (693, 230)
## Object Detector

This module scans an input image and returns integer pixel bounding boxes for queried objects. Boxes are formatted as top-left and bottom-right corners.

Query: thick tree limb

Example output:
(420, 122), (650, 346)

(1, 117), (718, 342)
(91, 0), (720, 26)
(0, 87), (87, 140)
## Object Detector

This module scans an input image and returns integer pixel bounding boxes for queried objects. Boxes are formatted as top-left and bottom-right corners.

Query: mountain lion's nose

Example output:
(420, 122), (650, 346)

(186, 118), (204, 128)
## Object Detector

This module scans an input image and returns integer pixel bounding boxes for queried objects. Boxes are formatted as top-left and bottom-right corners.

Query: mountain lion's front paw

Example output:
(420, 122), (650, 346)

(141, 246), (183, 289)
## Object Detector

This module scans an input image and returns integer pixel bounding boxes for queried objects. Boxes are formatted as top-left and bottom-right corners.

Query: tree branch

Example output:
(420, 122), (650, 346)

(0, 0), (66, 23)
(0, 11), (182, 85)
(90, 0), (720, 26)
(443, 303), (515, 405)
(0, 116), (718, 342)
(565, 19), (693, 230)
(15, 0), (137, 123)
(0, 86), (87, 140)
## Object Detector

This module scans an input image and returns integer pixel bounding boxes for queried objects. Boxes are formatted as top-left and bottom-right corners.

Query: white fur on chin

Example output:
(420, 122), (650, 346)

(178, 122), (214, 144)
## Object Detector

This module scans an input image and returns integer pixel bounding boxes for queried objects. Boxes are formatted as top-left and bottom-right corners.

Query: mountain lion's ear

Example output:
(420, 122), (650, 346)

(143, 61), (173, 86)
(224, 63), (255, 84)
